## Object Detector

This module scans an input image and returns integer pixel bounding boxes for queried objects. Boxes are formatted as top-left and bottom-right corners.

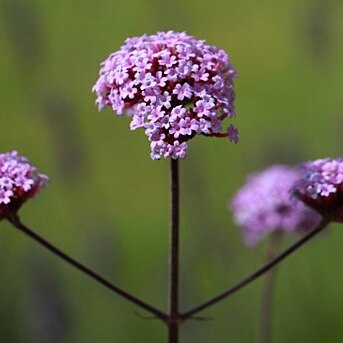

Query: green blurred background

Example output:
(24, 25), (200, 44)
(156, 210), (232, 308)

(0, 0), (343, 341)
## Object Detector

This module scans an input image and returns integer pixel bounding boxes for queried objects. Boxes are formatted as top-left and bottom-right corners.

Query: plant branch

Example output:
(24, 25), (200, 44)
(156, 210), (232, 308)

(7, 213), (168, 321)
(181, 217), (330, 320)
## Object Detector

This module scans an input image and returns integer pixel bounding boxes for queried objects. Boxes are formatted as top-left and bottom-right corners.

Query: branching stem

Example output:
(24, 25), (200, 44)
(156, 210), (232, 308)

(181, 218), (330, 320)
(7, 213), (168, 321)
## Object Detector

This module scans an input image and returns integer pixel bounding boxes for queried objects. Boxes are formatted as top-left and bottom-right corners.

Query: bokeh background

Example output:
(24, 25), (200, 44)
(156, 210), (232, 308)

(1, 0), (343, 342)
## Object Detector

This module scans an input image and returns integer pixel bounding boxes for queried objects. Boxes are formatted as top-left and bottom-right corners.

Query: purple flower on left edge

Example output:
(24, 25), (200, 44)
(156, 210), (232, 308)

(93, 31), (238, 160)
(0, 151), (48, 220)
(230, 165), (321, 246)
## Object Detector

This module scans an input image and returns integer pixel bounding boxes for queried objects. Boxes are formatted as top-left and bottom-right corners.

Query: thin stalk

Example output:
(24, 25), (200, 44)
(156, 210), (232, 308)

(181, 217), (330, 320)
(7, 213), (167, 321)
(259, 232), (282, 343)
(168, 159), (180, 343)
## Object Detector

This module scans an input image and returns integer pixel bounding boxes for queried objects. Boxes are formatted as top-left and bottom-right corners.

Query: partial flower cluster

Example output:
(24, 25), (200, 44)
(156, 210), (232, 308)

(0, 151), (48, 220)
(292, 158), (343, 221)
(93, 31), (238, 159)
(231, 165), (320, 246)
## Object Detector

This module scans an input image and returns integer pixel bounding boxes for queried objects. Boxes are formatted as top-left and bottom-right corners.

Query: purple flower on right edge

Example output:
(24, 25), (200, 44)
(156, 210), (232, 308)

(292, 158), (343, 222)
(231, 165), (321, 246)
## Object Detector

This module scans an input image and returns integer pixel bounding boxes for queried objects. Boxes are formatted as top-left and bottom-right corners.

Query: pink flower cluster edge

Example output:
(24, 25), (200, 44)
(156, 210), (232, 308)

(0, 151), (48, 220)
(292, 158), (343, 222)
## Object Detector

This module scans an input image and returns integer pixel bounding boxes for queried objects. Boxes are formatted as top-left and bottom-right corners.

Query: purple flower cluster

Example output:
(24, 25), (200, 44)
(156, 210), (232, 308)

(0, 151), (48, 220)
(231, 165), (320, 246)
(292, 158), (343, 221)
(93, 31), (238, 159)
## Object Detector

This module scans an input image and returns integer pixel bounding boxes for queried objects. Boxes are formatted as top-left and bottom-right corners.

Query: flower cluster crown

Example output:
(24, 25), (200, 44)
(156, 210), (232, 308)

(93, 31), (238, 159)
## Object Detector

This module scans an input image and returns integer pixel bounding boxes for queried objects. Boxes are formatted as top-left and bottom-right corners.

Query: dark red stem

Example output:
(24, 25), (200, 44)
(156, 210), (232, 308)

(168, 159), (180, 342)
(180, 218), (330, 320)
(7, 213), (168, 321)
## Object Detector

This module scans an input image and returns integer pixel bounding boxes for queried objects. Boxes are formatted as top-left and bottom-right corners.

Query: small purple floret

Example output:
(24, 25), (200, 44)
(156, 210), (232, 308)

(93, 31), (238, 160)
(231, 165), (320, 246)
(227, 124), (239, 144)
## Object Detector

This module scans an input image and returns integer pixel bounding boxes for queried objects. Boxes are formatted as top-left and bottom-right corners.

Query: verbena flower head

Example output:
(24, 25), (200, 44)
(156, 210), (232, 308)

(93, 31), (238, 160)
(0, 151), (48, 220)
(231, 165), (320, 246)
(292, 158), (343, 221)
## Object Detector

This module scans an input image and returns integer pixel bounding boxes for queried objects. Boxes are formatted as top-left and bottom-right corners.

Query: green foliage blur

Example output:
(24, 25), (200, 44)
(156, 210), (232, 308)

(0, 0), (343, 341)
